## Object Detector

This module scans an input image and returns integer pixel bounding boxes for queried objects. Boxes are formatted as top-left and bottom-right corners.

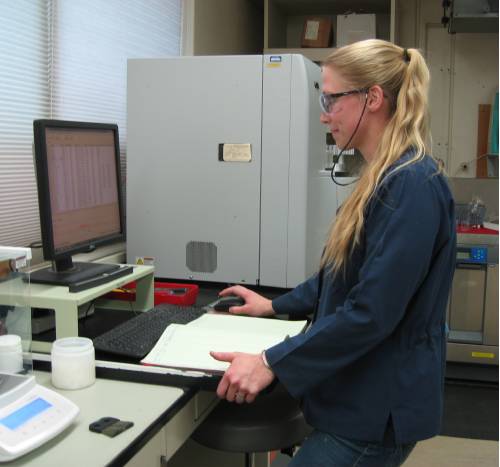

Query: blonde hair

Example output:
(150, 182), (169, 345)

(320, 39), (437, 275)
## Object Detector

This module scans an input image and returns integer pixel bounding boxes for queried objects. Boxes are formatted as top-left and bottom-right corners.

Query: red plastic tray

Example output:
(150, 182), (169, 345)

(104, 281), (199, 306)
(456, 226), (499, 235)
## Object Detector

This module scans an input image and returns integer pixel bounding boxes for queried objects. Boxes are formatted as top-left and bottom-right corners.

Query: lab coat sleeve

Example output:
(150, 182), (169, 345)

(265, 169), (442, 398)
(271, 273), (320, 318)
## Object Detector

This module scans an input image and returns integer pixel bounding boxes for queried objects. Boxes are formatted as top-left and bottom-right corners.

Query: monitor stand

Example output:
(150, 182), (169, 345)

(29, 259), (133, 293)
(32, 303), (95, 335)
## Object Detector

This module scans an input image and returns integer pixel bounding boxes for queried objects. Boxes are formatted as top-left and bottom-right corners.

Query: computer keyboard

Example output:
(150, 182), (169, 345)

(93, 304), (207, 359)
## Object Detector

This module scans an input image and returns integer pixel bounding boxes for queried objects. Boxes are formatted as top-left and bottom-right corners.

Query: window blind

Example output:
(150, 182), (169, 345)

(0, 0), (182, 248)
(0, 1), (50, 247)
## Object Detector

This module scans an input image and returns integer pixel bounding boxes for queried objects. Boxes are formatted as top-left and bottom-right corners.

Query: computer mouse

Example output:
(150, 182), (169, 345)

(213, 295), (246, 312)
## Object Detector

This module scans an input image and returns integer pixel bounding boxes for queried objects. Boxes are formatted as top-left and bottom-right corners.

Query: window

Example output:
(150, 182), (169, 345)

(0, 1), (49, 248)
(0, 0), (182, 247)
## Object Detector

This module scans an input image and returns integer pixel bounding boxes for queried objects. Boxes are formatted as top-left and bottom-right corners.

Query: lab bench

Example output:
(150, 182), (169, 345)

(4, 371), (218, 467)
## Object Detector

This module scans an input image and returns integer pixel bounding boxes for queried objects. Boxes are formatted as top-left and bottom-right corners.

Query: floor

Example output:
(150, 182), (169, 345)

(271, 436), (499, 466)
(403, 436), (499, 467)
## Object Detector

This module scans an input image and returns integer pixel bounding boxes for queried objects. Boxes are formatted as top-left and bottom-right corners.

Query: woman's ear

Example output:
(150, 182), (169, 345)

(366, 85), (385, 112)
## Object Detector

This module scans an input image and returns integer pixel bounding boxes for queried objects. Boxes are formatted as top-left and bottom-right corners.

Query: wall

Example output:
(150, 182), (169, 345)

(397, 0), (498, 178)
(189, 0), (263, 55)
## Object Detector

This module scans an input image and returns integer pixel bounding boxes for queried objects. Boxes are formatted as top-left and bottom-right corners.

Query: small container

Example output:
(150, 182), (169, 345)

(0, 334), (23, 374)
(51, 337), (96, 390)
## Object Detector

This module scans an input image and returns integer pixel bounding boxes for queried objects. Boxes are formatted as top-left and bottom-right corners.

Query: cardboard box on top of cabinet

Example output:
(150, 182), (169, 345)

(301, 17), (333, 48)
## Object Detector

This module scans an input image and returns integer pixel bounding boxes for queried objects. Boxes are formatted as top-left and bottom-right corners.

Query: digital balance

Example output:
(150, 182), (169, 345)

(0, 373), (79, 462)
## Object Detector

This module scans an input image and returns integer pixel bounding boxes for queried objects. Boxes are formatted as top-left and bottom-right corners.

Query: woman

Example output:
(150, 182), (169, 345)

(210, 39), (456, 466)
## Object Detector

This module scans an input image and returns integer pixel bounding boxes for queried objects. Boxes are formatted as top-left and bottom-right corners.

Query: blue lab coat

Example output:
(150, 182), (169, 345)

(266, 152), (456, 445)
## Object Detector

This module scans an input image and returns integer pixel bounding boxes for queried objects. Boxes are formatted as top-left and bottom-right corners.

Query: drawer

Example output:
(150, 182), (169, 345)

(164, 391), (219, 460)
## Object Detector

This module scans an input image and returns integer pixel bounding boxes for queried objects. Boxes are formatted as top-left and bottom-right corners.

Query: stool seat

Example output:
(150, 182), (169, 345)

(192, 384), (311, 453)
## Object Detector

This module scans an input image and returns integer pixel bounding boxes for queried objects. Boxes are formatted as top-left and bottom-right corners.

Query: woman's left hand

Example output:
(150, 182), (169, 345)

(210, 351), (275, 404)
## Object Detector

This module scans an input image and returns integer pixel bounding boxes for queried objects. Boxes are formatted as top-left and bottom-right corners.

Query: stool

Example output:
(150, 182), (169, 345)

(192, 384), (311, 467)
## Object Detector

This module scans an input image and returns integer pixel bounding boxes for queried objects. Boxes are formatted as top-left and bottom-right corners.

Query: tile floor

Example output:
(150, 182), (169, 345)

(403, 436), (498, 467)
(271, 436), (499, 466)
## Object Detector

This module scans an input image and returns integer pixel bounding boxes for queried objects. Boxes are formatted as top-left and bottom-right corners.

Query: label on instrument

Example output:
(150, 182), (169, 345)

(471, 352), (495, 359)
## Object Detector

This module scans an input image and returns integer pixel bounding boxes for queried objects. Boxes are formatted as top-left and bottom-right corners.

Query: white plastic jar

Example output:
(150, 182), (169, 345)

(51, 337), (96, 390)
(0, 334), (23, 374)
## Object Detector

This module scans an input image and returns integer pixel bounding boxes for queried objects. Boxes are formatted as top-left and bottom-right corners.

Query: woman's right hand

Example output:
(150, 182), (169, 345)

(218, 285), (275, 317)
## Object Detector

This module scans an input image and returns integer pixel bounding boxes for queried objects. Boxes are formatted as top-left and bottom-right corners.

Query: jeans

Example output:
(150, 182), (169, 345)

(288, 430), (416, 467)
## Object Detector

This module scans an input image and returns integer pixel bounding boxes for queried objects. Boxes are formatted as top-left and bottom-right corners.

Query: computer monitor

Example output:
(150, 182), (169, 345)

(30, 120), (131, 291)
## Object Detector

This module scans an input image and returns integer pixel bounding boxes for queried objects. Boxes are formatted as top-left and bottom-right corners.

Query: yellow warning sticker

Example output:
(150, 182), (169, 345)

(266, 63), (281, 68)
(471, 352), (495, 359)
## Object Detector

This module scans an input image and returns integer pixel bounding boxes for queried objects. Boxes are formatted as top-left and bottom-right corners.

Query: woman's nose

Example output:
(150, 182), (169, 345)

(320, 112), (329, 124)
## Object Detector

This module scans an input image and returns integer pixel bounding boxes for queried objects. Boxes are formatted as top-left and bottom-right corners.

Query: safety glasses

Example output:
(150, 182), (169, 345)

(319, 88), (368, 114)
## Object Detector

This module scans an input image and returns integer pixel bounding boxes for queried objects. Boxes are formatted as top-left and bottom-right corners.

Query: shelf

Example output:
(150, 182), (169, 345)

(269, 0), (391, 16)
(264, 0), (395, 50)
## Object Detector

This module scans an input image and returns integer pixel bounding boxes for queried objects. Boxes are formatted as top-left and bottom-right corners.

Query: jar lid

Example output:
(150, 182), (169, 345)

(0, 334), (22, 352)
(52, 337), (94, 355)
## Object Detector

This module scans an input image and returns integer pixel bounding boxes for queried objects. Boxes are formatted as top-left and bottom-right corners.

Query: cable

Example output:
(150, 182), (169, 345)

(453, 153), (491, 175)
(84, 300), (95, 319)
(330, 91), (369, 187)
(129, 299), (139, 316)
(79, 300), (97, 330)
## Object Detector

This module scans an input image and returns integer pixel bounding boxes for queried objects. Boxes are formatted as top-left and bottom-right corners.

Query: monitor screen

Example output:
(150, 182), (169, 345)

(30, 120), (130, 291)
(44, 126), (121, 254)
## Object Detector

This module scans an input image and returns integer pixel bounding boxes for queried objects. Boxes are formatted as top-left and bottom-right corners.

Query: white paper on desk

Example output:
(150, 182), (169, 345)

(187, 313), (306, 335)
(141, 314), (307, 373)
